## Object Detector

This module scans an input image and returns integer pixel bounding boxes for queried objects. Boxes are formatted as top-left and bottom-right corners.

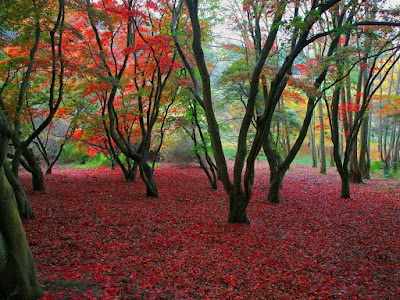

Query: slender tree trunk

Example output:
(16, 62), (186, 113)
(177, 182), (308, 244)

(45, 141), (67, 175)
(392, 124), (400, 172)
(310, 113), (318, 168)
(318, 100), (327, 174)
(23, 148), (45, 191)
(0, 114), (43, 299)
(329, 147), (335, 166)
(339, 123), (344, 160)
(330, 87), (351, 199)
(359, 114), (371, 178)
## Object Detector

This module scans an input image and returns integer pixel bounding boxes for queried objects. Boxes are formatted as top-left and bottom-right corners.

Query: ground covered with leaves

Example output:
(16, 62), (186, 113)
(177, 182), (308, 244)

(22, 163), (400, 299)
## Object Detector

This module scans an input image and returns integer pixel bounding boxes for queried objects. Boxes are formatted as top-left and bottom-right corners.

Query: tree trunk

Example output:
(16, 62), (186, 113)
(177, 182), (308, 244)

(267, 171), (283, 203)
(127, 163), (138, 182)
(359, 114), (371, 179)
(227, 193), (250, 224)
(0, 168), (44, 299)
(339, 123), (344, 160)
(310, 115), (318, 168)
(392, 124), (400, 172)
(330, 87), (352, 199)
(23, 148), (45, 191)
(0, 114), (43, 299)
(140, 162), (158, 197)
(339, 169), (351, 199)
(349, 139), (363, 183)
(3, 162), (35, 220)
(318, 100), (327, 174)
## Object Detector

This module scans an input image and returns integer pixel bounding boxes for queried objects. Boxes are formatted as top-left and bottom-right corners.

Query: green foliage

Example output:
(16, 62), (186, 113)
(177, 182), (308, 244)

(59, 143), (90, 165)
(223, 148), (236, 160)
(370, 161), (382, 173)
(370, 161), (400, 179)
(292, 155), (314, 166)
(59, 144), (112, 169)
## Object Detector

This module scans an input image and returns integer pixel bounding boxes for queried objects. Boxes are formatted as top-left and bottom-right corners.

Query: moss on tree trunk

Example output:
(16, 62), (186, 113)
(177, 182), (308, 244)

(0, 168), (43, 299)
(3, 162), (35, 220)
(0, 114), (43, 299)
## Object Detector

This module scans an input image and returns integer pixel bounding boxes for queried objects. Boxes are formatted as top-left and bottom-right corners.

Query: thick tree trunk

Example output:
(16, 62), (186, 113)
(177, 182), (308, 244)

(339, 169), (351, 199)
(0, 114), (43, 299)
(267, 172), (283, 203)
(3, 162), (35, 220)
(349, 140), (363, 183)
(140, 162), (158, 197)
(23, 148), (45, 191)
(0, 168), (43, 299)
(127, 164), (138, 182)
(227, 193), (250, 224)
(124, 160), (138, 182)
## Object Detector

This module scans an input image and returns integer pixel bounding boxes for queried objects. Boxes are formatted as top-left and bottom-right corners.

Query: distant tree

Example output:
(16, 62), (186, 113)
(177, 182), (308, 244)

(373, 66), (400, 174)
(327, 17), (400, 198)
(69, 0), (181, 196)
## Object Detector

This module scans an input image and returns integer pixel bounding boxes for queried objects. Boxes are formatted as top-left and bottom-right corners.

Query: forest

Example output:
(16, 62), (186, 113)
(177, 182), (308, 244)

(0, 0), (399, 298)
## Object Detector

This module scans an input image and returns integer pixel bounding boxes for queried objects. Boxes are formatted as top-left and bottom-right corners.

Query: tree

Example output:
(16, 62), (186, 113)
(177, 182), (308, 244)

(72, 0), (180, 196)
(327, 20), (400, 198)
(373, 65), (400, 174)
(0, 112), (43, 299)
(173, 0), (348, 223)
(0, 0), (65, 218)
(318, 96), (327, 174)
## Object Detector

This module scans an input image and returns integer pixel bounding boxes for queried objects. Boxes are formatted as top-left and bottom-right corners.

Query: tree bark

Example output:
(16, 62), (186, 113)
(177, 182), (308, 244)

(23, 148), (45, 191)
(140, 162), (158, 197)
(127, 161), (138, 182)
(359, 114), (371, 178)
(310, 114), (318, 168)
(339, 168), (351, 198)
(267, 171), (284, 203)
(318, 99), (327, 174)
(3, 162), (35, 220)
(392, 123), (400, 172)
(227, 192), (250, 224)
(349, 139), (363, 183)
(0, 114), (43, 299)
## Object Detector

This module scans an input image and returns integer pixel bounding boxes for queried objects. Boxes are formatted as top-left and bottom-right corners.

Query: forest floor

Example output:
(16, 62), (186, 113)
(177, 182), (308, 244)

(21, 162), (400, 299)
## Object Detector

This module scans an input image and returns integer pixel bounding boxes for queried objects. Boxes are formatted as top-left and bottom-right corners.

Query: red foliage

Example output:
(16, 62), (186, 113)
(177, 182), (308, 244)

(22, 163), (400, 299)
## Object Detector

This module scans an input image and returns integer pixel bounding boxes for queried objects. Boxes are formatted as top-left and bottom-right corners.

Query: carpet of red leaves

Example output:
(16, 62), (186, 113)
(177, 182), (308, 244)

(21, 163), (400, 299)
